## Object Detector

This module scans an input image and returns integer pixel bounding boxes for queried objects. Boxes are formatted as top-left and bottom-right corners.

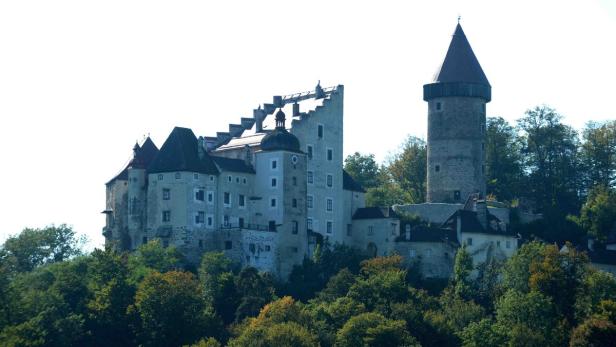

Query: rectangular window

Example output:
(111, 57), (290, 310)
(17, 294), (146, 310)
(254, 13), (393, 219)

(207, 215), (213, 228)
(225, 241), (232, 250)
(227, 175), (232, 182)
(195, 211), (205, 224)
(198, 239), (203, 248)
(307, 145), (313, 159)
(292, 176), (297, 186)
(269, 220), (276, 231)
(317, 124), (323, 138)
(207, 191), (214, 204)
(239, 194), (245, 207)
(195, 189), (205, 201)
(175, 172), (181, 179)
(326, 221), (333, 234)
(243, 178), (247, 184)
(467, 238), (473, 246)
(292, 198), (297, 208)
(454, 190), (461, 201)
(142, 236), (148, 244)
(326, 174), (333, 188)
(307, 195), (314, 209)
(436, 101), (442, 111)
(236, 177), (240, 183)
(224, 192), (230, 206)
(327, 148), (333, 161)
(270, 198), (277, 208)
(292, 221), (298, 234)
(158, 174), (163, 181)
(162, 188), (170, 200)
(307, 171), (314, 184)
(271, 159), (277, 170)
(239, 217), (244, 228)
(162, 210), (171, 223)
(210, 176), (215, 182)
(194, 173), (199, 180)
(271, 177), (277, 187)
(223, 215), (230, 227)
(307, 218), (313, 231)
(265, 245), (271, 252)
(506, 240), (511, 249)
(368, 226), (374, 235)
(326, 198), (333, 212)
(435, 165), (440, 172)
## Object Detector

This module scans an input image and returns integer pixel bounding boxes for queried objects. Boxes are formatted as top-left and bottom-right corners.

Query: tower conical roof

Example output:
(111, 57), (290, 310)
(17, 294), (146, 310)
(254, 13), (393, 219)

(433, 24), (490, 87)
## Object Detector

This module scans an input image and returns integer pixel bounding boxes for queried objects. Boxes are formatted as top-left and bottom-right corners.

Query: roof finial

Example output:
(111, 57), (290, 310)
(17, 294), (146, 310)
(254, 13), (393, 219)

(457, 15), (461, 24)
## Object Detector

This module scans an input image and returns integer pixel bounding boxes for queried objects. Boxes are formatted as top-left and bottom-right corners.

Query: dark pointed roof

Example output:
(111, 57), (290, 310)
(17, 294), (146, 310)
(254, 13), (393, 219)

(433, 24), (490, 86)
(260, 109), (301, 153)
(148, 127), (219, 175)
(343, 170), (366, 192)
(106, 137), (160, 185)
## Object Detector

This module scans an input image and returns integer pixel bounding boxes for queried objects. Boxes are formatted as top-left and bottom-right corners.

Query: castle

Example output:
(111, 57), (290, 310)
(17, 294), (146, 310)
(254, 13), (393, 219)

(103, 23), (521, 279)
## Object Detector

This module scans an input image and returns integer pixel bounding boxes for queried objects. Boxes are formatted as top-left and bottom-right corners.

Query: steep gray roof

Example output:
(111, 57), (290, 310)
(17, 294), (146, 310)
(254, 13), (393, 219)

(148, 127), (219, 175)
(106, 137), (159, 185)
(211, 156), (255, 174)
(343, 170), (366, 192)
(441, 209), (516, 237)
(397, 225), (458, 244)
(353, 207), (398, 220)
(433, 24), (490, 87)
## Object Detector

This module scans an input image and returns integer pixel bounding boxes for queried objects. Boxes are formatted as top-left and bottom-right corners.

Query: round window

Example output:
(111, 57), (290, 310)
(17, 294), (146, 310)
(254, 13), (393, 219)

(291, 155), (298, 164)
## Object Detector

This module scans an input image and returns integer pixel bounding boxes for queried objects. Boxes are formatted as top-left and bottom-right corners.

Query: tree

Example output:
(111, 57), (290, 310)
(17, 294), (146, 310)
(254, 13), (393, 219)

(580, 121), (616, 189)
(453, 246), (474, 300)
(575, 270), (616, 322)
(2, 225), (85, 272)
(198, 252), (239, 324)
(502, 241), (546, 293)
(385, 136), (427, 204)
(335, 312), (419, 347)
(569, 317), (616, 347)
(344, 152), (380, 189)
(485, 117), (524, 201)
(459, 318), (507, 347)
(132, 271), (220, 347)
(517, 105), (582, 214)
(128, 239), (183, 283)
(228, 322), (318, 347)
(575, 185), (616, 243)
(234, 267), (275, 322)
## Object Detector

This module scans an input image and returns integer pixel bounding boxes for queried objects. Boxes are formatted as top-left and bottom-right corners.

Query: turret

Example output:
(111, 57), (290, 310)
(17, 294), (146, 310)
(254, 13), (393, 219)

(424, 23), (490, 203)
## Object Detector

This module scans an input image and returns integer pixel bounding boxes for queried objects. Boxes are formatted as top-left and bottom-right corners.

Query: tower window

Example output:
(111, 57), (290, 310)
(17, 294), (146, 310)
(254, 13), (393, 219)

(454, 190), (461, 201)
(194, 173), (199, 180)
(158, 174), (163, 181)
(292, 176), (297, 186)
(317, 124), (324, 138)
(292, 221), (298, 234)
(162, 210), (171, 223)
(327, 221), (333, 234)
(307, 171), (314, 184)
(175, 172), (181, 179)
(163, 188), (170, 200)
(327, 149), (333, 161)
(327, 174), (333, 187)
(271, 177), (277, 187)
(307, 195), (314, 209)
(270, 198), (277, 208)
(271, 159), (277, 170)
(326, 198), (333, 212)
(307, 145), (313, 159)
(292, 198), (297, 208)
(435, 165), (440, 173)
(436, 102), (442, 111)
(224, 192), (230, 206)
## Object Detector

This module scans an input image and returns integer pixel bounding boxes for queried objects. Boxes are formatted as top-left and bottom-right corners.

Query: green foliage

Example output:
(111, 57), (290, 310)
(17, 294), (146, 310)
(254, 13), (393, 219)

(575, 270), (616, 322)
(486, 116), (524, 202)
(133, 271), (221, 347)
(459, 318), (507, 347)
(128, 239), (183, 284)
(198, 252), (239, 324)
(335, 312), (419, 347)
(2, 225), (85, 273)
(343, 152), (380, 189)
(503, 240), (546, 293)
(453, 246), (474, 300)
(574, 184), (616, 243)
(569, 317), (616, 347)
(386, 136), (427, 204)
(580, 120), (616, 188)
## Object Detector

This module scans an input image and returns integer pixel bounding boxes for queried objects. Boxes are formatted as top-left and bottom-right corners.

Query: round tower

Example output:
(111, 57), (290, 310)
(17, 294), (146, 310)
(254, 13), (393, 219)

(424, 23), (491, 203)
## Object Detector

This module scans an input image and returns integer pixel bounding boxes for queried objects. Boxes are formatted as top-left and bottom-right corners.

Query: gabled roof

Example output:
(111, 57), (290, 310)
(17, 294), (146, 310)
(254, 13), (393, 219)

(211, 156), (255, 174)
(343, 170), (366, 192)
(433, 24), (490, 87)
(148, 127), (219, 175)
(441, 209), (516, 237)
(353, 207), (398, 220)
(397, 225), (458, 244)
(106, 137), (159, 185)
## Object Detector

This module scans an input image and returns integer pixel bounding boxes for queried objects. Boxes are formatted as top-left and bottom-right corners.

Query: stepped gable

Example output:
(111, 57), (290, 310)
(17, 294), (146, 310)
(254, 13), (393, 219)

(211, 156), (255, 174)
(148, 127), (219, 175)
(433, 24), (490, 86)
(343, 170), (366, 192)
(106, 137), (159, 185)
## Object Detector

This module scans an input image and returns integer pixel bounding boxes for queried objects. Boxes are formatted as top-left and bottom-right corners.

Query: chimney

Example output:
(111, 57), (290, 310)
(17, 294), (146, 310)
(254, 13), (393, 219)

(197, 136), (205, 159)
(253, 106), (265, 132)
(273, 95), (283, 108)
(292, 103), (300, 117)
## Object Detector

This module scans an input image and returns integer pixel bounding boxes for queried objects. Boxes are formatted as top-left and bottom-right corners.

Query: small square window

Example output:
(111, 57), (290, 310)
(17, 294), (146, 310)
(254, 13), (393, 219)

(435, 165), (440, 173)
(327, 149), (333, 161)
(210, 176), (214, 181)
(175, 172), (181, 179)
(271, 178), (277, 187)
(265, 245), (271, 252)
(271, 198), (277, 208)
(162, 210), (171, 223)
(307, 171), (314, 184)
(454, 190), (461, 201)
(158, 174), (163, 181)
(163, 188), (170, 200)
(194, 173), (199, 180)
(225, 241), (232, 250)
(317, 124), (323, 138)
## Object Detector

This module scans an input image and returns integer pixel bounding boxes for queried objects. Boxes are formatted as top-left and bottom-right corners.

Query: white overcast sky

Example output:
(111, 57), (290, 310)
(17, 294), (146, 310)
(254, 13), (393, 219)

(1, 0), (615, 248)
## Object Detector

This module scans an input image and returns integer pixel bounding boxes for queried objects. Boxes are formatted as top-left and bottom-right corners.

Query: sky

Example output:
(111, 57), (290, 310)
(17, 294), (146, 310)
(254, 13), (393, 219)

(1, 0), (615, 248)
